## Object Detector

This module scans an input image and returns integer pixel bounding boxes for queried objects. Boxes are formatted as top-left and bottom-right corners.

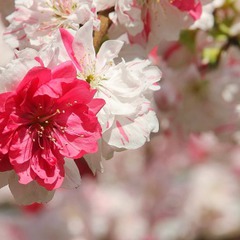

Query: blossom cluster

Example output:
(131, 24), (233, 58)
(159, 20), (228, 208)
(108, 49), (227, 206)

(2, 0), (240, 239)
(0, 0), (173, 204)
(0, 0), (237, 215)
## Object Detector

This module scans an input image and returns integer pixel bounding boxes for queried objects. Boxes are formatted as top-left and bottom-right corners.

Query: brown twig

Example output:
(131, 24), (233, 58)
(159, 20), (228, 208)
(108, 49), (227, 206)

(93, 8), (114, 52)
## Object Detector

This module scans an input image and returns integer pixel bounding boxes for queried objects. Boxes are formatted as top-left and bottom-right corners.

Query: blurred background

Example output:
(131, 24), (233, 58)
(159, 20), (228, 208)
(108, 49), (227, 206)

(2, 0), (240, 240)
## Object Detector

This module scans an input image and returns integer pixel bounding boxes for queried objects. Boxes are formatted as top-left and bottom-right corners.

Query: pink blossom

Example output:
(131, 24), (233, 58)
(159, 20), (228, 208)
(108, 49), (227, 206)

(0, 61), (104, 190)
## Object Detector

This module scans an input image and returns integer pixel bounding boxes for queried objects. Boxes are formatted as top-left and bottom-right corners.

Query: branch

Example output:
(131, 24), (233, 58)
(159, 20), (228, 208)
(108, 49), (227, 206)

(93, 8), (114, 51)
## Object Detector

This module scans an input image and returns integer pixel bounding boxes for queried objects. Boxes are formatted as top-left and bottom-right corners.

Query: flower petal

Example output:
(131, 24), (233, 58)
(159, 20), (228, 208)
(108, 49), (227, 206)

(9, 172), (55, 205)
(9, 127), (33, 165)
(72, 21), (95, 70)
(52, 61), (77, 79)
(103, 110), (159, 149)
(61, 158), (81, 189)
(60, 28), (82, 71)
(96, 40), (124, 72)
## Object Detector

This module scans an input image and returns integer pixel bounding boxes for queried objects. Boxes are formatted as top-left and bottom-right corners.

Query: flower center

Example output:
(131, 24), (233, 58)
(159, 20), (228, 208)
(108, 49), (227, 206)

(84, 74), (103, 89)
(51, 0), (78, 17)
(86, 74), (95, 84)
(40, 0), (79, 31)
(26, 100), (80, 149)
(26, 108), (62, 148)
(36, 109), (61, 125)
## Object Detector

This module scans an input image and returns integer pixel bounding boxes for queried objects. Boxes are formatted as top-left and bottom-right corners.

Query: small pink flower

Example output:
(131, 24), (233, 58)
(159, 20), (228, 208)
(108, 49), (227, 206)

(0, 61), (104, 190)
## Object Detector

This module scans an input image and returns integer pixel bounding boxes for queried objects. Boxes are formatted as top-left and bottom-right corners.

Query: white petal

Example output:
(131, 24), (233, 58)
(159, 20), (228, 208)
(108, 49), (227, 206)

(97, 85), (139, 116)
(96, 40), (124, 72)
(127, 60), (162, 91)
(0, 19), (14, 66)
(103, 62), (144, 98)
(61, 158), (81, 189)
(84, 140), (104, 174)
(0, 57), (40, 93)
(103, 110), (159, 149)
(94, 0), (115, 11)
(101, 139), (117, 160)
(9, 172), (55, 205)
(72, 21), (95, 69)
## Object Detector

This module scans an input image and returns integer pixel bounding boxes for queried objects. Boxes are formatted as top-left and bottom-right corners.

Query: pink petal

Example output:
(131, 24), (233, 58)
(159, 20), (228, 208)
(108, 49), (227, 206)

(9, 127), (33, 165)
(51, 61), (77, 79)
(16, 67), (51, 94)
(14, 161), (35, 185)
(0, 153), (13, 172)
(87, 98), (106, 115)
(56, 80), (95, 105)
(36, 162), (64, 190)
(60, 28), (82, 71)
(189, 2), (202, 20)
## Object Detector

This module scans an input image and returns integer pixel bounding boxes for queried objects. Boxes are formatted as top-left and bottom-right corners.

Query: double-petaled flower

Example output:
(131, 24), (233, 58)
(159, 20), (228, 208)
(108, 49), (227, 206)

(0, 61), (104, 190)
